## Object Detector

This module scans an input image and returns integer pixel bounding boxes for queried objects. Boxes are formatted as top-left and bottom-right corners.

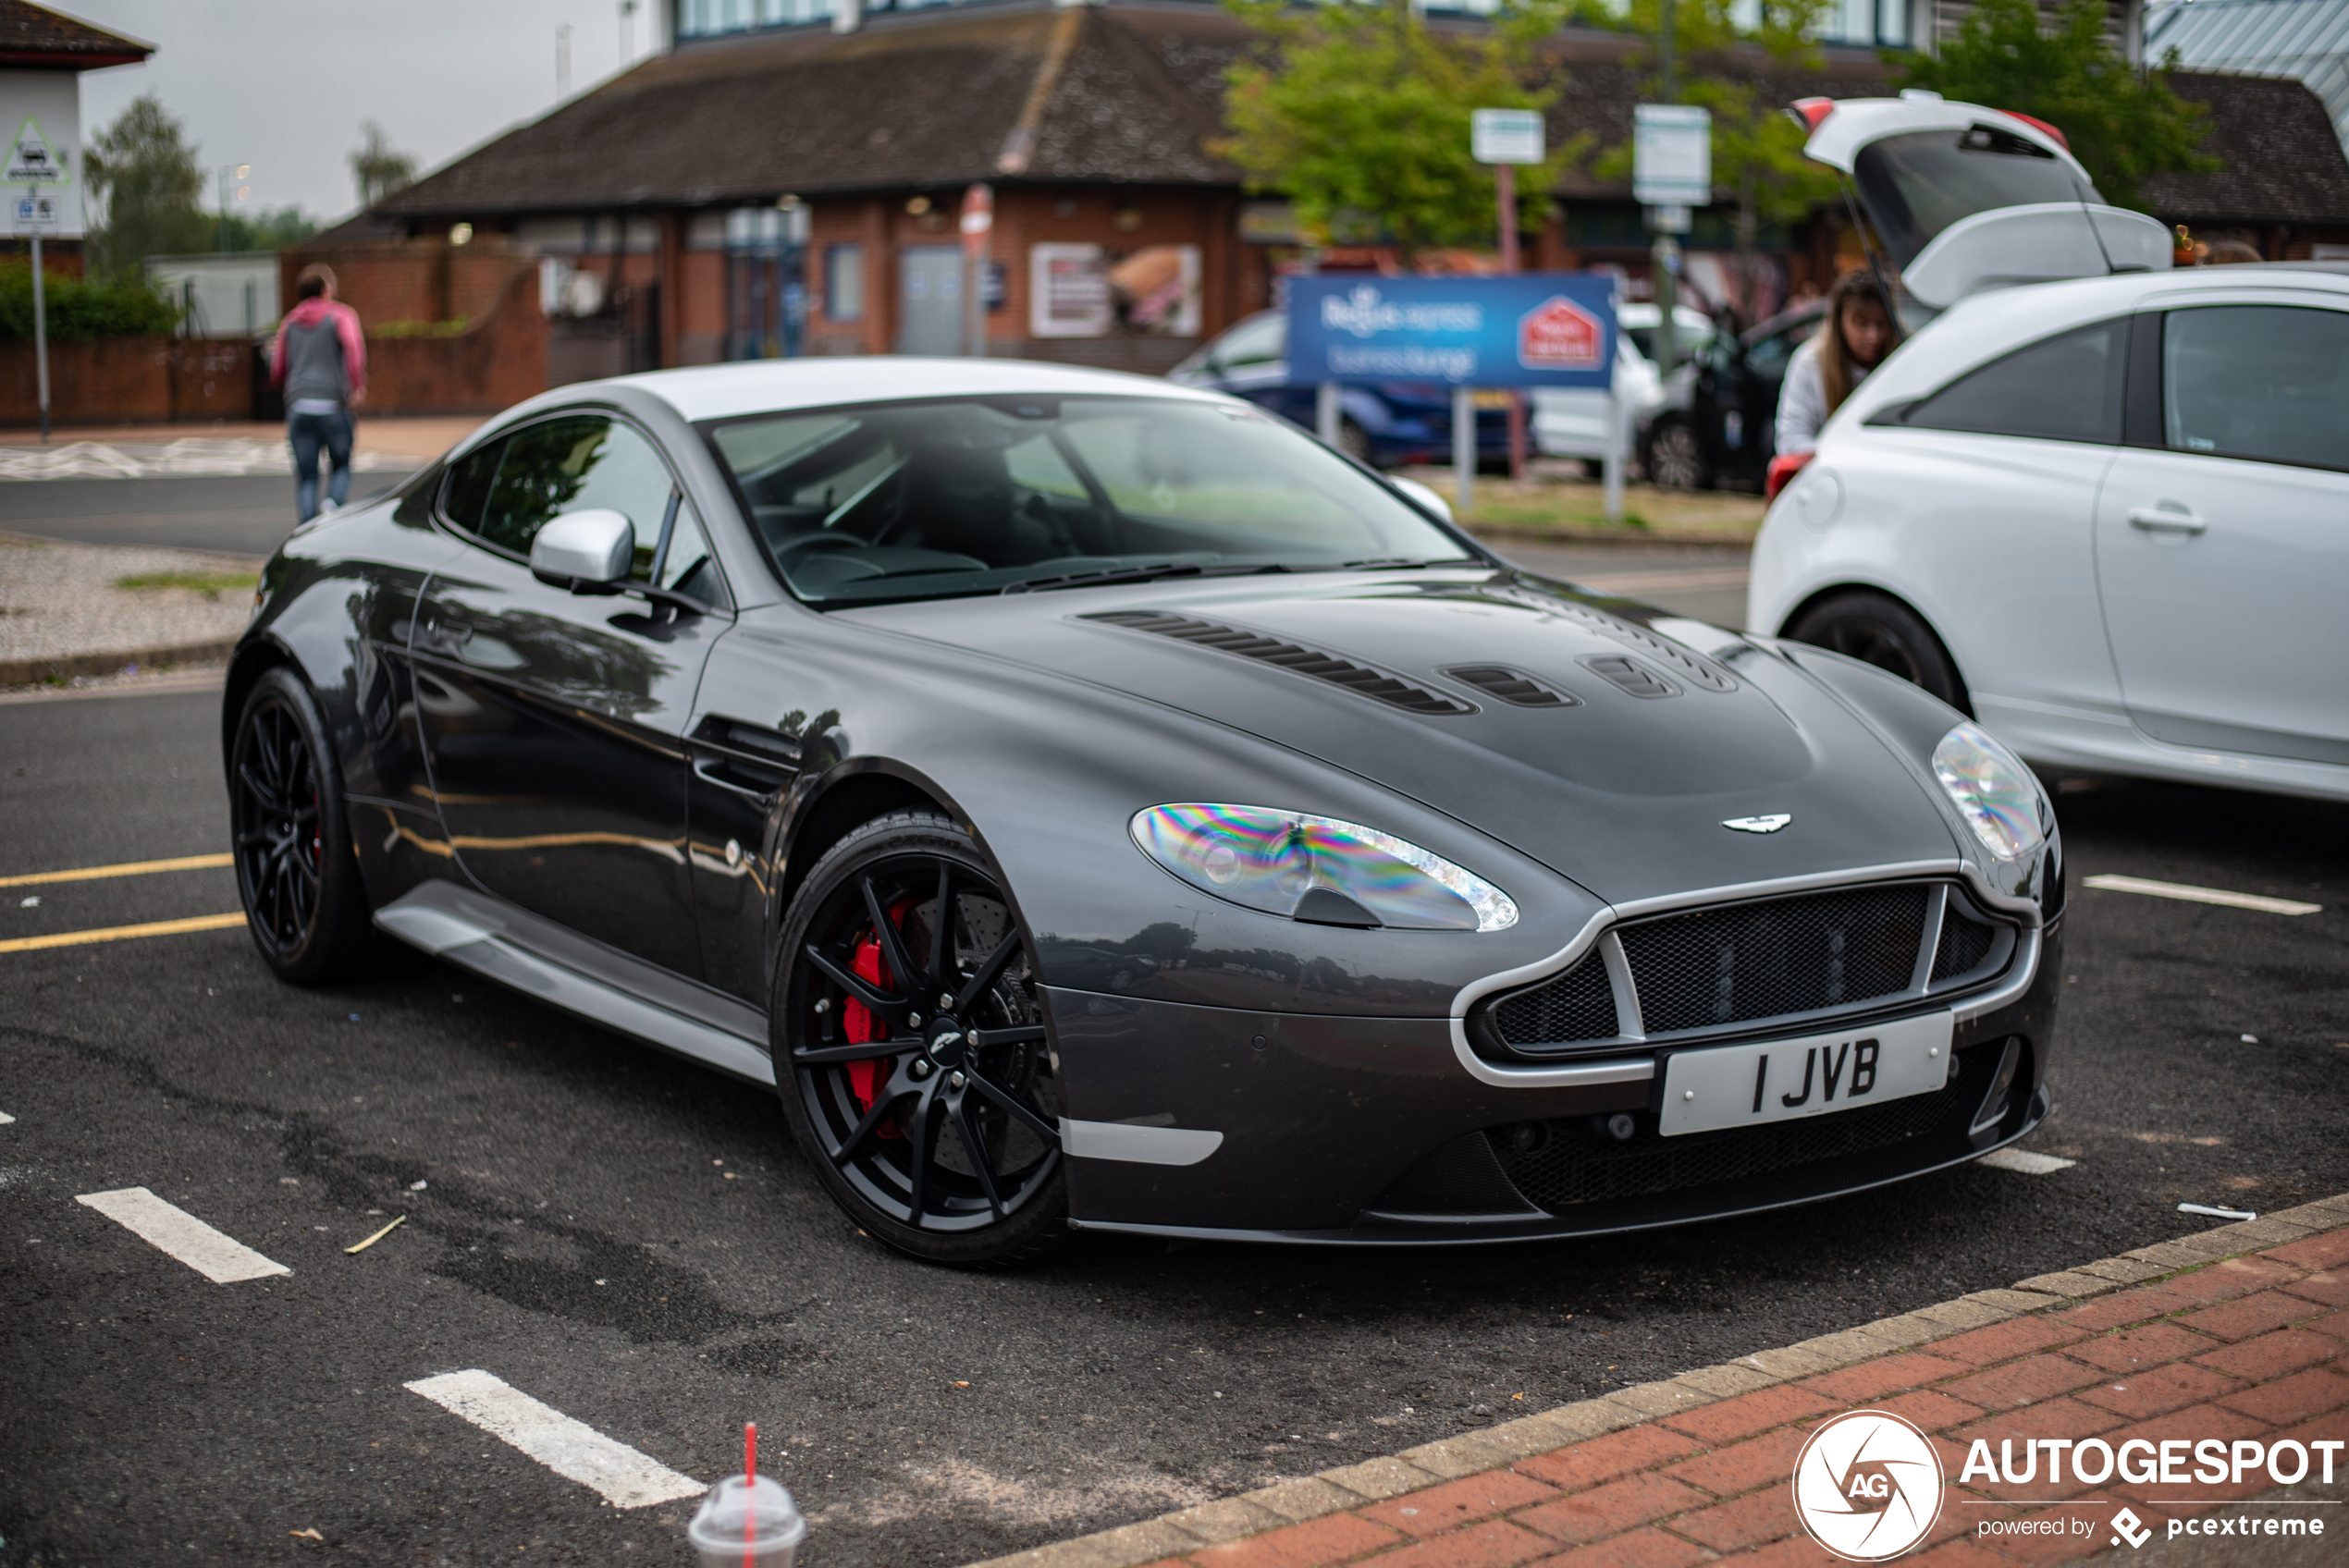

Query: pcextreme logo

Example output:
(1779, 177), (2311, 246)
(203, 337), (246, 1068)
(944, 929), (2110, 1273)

(1792, 1410), (1945, 1562)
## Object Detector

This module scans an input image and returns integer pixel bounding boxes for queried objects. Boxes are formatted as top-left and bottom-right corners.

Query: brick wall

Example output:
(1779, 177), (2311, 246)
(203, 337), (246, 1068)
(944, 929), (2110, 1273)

(0, 337), (254, 427)
(360, 266), (549, 416)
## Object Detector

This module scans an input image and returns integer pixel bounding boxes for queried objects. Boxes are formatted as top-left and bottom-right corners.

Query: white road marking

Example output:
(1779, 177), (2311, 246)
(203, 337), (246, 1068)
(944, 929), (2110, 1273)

(74, 1187), (290, 1283)
(403, 1371), (703, 1509)
(0, 1110), (14, 1123)
(2082, 875), (2320, 916)
(1977, 1148), (2077, 1175)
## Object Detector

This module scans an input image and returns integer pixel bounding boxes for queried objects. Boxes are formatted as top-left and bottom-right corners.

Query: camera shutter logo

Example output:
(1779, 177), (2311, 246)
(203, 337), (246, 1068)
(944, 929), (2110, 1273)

(1792, 1409), (1944, 1561)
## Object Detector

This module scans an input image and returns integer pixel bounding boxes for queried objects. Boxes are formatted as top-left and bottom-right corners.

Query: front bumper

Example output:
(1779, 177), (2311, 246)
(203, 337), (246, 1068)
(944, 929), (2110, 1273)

(1050, 919), (2062, 1244)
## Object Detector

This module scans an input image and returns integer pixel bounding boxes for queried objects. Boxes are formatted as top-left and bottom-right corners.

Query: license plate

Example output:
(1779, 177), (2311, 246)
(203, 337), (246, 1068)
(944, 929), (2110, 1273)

(1471, 389), (1515, 409)
(1657, 1011), (1954, 1137)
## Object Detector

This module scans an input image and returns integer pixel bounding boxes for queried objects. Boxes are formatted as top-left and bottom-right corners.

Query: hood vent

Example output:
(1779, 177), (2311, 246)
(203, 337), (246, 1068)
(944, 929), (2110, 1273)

(1082, 610), (1475, 716)
(1582, 655), (1680, 700)
(1442, 665), (1579, 708)
(1499, 584), (1740, 692)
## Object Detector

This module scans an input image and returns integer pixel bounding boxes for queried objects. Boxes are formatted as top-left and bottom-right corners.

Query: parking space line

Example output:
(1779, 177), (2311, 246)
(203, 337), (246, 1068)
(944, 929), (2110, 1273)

(2082, 874), (2320, 916)
(0, 1110), (14, 1124)
(75, 1187), (291, 1283)
(0, 912), (247, 954)
(404, 1371), (703, 1509)
(0, 852), (234, 889)
(1977, 1148), (2077, 1175)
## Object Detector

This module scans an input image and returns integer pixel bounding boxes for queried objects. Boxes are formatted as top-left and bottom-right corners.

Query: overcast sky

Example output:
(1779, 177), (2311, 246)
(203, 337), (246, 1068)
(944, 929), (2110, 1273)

(68, 0), (651, 225)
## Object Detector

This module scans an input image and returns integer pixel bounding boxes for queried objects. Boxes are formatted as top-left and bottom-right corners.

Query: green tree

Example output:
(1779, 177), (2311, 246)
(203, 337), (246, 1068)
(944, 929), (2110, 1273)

(83, 93), (211, 277)
(1216, 0), (1587, 261)
(215, 205), (318, 252)
(350, 120), (417, 208)
(1896, 0), (2216, 211)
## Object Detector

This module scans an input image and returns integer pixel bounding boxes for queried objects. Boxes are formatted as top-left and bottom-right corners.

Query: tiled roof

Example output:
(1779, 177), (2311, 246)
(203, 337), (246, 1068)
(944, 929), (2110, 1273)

(0, 0), (152, 67)
(2142, 68), (2349, 224)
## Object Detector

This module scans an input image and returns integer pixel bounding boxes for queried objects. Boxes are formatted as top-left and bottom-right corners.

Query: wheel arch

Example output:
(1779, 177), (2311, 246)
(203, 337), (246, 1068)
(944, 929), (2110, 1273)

(772, 761), (966, 931)
(221, 633), (299, 775)
(1776, 580), (1974, 715)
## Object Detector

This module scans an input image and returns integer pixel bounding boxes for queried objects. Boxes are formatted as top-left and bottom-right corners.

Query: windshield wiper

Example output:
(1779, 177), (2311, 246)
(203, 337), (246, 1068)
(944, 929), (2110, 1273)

(1335, 556), (1477, 570)
(1001, 562), (1292, 595)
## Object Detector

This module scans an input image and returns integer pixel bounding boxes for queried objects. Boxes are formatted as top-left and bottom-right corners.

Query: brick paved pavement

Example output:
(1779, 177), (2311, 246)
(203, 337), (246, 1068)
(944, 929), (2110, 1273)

(974, 1196), (2349, 1568)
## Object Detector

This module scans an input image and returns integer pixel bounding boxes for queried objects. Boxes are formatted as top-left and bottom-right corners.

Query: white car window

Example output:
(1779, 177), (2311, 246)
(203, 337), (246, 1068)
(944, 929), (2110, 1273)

(2163, 305), (2349, 472)
(1900, 319), (2127, 444)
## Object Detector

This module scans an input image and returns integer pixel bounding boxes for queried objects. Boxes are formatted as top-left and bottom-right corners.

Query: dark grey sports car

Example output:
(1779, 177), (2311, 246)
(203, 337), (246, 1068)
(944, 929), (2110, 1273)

(226, 359), (2062, 1266)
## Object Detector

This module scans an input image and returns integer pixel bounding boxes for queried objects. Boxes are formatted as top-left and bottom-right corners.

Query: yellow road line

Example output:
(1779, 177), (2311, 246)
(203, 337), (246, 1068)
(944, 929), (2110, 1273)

(0, 852), (234, 889)
(0, 911), (247, 953)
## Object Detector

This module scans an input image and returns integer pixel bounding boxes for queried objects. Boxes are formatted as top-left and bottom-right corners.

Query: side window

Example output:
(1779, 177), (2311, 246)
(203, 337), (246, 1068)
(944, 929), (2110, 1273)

(646, 495), (719, 605)
(440, 440), (503, 533)
(473, 414), (677, 557)
(1213, 314), (1285, 372)
(1902, 319), (2127, 444)
(2164, 305), (2349, 472)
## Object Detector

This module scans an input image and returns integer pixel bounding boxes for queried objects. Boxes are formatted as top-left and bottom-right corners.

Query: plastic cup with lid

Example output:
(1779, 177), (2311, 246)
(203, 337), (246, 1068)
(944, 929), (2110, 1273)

(686, 1474), (806, 1568)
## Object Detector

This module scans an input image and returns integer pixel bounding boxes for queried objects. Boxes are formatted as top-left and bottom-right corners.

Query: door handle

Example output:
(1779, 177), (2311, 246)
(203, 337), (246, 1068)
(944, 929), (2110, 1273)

(2127, 505), (2207, 535)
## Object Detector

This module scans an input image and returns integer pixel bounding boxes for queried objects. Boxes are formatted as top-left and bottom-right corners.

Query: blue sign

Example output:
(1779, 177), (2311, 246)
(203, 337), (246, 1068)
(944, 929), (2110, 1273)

(1285, 273), (1617, 388)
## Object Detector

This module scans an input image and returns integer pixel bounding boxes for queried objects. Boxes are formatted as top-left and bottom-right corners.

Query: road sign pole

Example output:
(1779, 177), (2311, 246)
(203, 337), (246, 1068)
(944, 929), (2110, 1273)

(1315, 381), (1341, 448)
(1604, 385), (1625, 524)
(29, 187), (48, 443)
(1452, 382), (1474, 519)
(1497, 162), (1526, 482)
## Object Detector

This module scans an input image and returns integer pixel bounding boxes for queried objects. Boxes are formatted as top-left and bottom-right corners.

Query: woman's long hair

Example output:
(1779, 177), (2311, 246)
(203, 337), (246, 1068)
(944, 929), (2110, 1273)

(1818, 269), (1892, 417)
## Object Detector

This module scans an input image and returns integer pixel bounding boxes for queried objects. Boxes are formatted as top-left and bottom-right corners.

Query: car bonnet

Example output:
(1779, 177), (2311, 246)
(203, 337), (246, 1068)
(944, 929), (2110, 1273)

(847, 570), (1963, 908)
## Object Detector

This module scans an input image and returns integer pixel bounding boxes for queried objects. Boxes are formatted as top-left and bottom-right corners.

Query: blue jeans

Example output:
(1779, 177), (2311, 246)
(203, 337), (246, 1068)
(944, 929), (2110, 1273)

(289, 408), (353, 522)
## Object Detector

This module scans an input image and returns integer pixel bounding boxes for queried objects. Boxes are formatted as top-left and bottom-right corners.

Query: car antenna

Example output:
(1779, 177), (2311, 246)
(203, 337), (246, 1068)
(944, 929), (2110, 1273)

(2071, 174), (2125, 276)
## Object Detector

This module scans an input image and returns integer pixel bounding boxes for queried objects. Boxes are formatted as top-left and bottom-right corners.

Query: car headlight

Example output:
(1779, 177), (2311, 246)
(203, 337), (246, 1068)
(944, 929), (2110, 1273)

(1130, 803), (1519, 932)
(1931, 722), (2045, 861)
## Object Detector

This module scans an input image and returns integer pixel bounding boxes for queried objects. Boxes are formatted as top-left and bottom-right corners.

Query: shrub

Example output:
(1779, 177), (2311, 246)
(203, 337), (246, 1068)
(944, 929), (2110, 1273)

(0, 264), (182, 340)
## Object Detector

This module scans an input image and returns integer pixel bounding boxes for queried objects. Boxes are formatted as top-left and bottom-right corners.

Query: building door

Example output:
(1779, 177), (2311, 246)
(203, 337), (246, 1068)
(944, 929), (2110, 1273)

(897, 245), (962, 356)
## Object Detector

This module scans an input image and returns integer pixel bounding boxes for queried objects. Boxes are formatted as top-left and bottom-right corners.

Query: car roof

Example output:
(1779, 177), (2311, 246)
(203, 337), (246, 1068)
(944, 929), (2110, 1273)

(585, 356), (1232, 423)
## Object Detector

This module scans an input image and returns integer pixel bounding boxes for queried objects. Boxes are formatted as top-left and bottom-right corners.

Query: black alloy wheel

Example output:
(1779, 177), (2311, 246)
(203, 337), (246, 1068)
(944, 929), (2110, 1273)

(1642, 418), (1712, 491)
(1783, 588), (1973, 716)
(775, 811), (1071, 1268)
(229, 666), (379, 982)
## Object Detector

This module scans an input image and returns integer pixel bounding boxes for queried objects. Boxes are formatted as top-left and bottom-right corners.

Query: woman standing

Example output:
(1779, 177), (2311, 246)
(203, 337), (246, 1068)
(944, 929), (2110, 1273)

(1775, 270), (1894, 458)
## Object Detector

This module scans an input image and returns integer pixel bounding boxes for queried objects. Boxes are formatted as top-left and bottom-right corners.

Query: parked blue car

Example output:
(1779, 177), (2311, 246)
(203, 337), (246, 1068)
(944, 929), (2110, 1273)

(1167, 309), (1510, 470)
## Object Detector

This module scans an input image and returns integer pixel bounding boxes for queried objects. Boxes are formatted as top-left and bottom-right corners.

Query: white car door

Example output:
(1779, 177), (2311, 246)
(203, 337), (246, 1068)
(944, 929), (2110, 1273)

(2093, 296), (2349, 767)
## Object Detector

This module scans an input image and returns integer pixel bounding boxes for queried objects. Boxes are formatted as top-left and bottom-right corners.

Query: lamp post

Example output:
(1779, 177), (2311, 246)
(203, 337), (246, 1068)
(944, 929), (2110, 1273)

(216, 163), (249, 252)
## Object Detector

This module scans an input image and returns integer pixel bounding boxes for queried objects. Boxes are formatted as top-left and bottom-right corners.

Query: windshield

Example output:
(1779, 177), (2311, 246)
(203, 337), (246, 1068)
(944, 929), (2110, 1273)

(706, 395), (1474, 605)
(1853, 126), (2097, 269)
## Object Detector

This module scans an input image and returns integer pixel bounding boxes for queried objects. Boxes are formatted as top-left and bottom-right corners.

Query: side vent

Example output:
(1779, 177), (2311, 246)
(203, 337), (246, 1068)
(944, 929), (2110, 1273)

(1442, 665), (1579, 708)
(1581, 655), (1680, 700)
(1082, 610), (1476, 716)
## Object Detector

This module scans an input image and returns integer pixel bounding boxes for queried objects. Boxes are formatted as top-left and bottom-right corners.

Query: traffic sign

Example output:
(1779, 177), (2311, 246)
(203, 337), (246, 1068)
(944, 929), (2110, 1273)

(1633, 104), (1710, 206)
(12, 190), (58, 232)
(1471, 108), (1544, 166)
(4, 117), (66, 185)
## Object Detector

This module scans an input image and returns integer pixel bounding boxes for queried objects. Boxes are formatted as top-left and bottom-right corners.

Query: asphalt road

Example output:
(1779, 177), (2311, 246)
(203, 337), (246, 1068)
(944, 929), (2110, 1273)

(0, 472), (416, 558)
(3, 607), (2345, 1566)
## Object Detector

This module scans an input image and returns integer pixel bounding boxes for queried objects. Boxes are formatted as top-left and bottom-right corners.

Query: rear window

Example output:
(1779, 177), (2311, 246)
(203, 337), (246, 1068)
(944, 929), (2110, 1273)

(1854, 126), (2095, 269)
(1900, 319), (2128, 445)
(705, 395), (1471, 605)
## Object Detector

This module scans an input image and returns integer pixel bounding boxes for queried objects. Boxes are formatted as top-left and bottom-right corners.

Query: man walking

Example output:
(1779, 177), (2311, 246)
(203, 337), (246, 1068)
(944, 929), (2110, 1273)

(270, 263), (366, 522)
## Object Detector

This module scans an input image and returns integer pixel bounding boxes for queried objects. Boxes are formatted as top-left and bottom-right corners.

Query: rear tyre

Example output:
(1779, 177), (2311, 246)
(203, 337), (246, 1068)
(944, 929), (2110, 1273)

(1783, 589), (1972, 715)
(773, 810), (1074, 1268)
(229, 666), (379, 983)
(1642, 418), (1711, 491)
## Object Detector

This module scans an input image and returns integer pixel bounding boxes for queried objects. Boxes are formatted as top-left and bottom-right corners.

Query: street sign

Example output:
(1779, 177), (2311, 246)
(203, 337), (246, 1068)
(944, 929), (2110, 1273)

(4, 117), (65, 185)
(12, 190), (58, 233)
(1470, 108), (1544, 166)
(1633, 104), (1711, 207)
(1285, 274), (1617, 389)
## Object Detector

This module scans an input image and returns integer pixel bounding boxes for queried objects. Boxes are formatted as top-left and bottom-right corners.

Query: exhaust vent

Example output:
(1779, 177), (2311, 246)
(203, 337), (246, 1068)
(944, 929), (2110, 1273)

(1081, 610), (1475, 716)
(1442, 665), (1579, 708)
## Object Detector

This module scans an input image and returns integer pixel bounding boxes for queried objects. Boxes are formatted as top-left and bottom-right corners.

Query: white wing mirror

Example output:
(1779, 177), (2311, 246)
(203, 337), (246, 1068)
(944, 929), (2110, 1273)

(1391, 475), (1454, 523)
(530, 508), (634, 590)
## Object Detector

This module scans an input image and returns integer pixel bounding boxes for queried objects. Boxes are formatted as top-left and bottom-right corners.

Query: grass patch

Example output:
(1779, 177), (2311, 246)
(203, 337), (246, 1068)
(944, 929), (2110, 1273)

(113, 570), (256, 598)
(1395, 467), (1766, 541)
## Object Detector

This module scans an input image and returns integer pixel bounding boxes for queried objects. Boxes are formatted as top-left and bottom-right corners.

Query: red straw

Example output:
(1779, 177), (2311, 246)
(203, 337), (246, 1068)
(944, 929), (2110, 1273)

(744, 1422), (758, 1566)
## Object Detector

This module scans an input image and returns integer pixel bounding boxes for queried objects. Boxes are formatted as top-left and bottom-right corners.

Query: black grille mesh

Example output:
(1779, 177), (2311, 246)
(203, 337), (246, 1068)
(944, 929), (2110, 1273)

(1083, 611), (1472, 715)
(1931, 907), (1998, 982)
(1620, 886), (1929, 1034)
(1494, 1049), (1990, 1210)
(1493, 956), (1617, 1047)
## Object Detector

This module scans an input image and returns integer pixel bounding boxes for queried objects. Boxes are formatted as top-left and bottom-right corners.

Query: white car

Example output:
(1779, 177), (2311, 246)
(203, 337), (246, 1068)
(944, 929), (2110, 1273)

(1752, 91), (2349, 802)
(1531, 302), (1714, 462)
(1750, 263), (2349, 801)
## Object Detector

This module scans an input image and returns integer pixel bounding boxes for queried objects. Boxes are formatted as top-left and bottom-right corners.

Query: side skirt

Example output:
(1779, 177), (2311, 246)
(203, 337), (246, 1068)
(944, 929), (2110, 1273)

(374, 881), (775, 1088)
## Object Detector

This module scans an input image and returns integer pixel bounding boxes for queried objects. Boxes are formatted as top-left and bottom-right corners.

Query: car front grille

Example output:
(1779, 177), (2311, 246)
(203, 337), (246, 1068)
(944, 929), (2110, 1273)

(1477, 880), (2019, 1057)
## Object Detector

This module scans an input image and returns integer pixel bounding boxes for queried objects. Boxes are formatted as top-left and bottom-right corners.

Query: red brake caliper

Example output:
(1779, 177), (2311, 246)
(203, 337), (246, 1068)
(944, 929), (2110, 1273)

(841, 901), (914, 1140)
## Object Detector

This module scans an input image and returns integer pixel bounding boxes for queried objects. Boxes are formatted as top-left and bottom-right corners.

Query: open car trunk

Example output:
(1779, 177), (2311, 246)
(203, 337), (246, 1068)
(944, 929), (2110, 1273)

(1794, 93), (2171, 311)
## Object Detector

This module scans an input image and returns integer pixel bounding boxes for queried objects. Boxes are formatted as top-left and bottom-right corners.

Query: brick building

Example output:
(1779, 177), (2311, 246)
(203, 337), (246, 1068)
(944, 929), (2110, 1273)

(301, 0), (2349, 410)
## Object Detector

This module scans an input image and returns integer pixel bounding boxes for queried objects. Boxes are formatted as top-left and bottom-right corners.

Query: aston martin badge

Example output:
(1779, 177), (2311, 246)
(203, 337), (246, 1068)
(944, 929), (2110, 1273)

(1722, 814), (1793, 834)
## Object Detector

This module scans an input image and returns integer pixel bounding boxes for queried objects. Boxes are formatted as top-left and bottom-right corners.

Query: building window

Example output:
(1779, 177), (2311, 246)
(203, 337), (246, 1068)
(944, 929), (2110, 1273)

(825, 244), (866, 323)
(680, 0), (839, 36)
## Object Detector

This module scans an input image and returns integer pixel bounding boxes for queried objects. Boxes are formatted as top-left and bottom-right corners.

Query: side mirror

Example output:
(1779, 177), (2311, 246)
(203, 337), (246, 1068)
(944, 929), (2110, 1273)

(1390, 475), (1453, 523)
(530, 508), (634, 591)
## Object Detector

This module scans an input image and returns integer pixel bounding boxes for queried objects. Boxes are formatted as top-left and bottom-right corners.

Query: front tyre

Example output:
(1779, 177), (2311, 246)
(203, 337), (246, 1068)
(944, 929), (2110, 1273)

(1642, 418), (1711, 491)
(229, 666), (379, 983)
(774, 811), (1073, 1268)
(1783, 588), (1973, 715)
